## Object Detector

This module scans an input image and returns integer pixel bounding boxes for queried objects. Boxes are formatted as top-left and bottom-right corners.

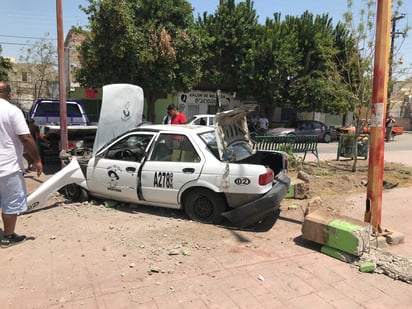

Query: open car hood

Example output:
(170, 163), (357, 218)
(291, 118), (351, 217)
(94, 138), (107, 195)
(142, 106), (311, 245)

(93, 84), (144, 155)
(214, 104), (257, 161)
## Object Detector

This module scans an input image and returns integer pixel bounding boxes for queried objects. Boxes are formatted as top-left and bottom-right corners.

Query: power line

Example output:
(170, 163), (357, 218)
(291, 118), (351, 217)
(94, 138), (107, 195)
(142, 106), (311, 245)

(0, 34), (57, 40)
(0, 42), (32, 46)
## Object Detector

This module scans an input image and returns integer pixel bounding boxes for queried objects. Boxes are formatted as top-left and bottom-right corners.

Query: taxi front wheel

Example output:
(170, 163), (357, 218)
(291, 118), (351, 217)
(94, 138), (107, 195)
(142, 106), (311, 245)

(184, 188), (226, 224)
(63, 184), (89, 202)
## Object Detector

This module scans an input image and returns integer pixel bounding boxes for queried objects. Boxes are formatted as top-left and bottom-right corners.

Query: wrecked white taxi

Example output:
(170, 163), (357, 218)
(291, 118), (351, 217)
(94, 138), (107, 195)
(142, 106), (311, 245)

(27, 87), (290, 228)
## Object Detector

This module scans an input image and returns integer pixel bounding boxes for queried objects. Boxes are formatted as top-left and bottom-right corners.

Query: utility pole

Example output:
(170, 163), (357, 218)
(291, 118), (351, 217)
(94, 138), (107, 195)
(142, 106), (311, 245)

(387, 13), (406, 110)
(56, 0), (68, 155)
(364, 0), (392, 233)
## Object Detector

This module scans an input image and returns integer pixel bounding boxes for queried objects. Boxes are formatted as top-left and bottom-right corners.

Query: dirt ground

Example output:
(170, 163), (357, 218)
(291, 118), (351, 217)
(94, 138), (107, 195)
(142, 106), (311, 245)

(23, 158), (412, 232)
(284, 158), (412, 213)
(1, 158), (410, 307)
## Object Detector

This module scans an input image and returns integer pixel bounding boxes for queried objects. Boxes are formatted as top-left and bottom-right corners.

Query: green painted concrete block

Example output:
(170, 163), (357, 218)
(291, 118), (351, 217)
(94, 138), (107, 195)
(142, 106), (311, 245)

(359, 262), (376, 273)
(285, 184), (295, 199)
(302, 210), (370, 256)
(327, 219), (369, 256)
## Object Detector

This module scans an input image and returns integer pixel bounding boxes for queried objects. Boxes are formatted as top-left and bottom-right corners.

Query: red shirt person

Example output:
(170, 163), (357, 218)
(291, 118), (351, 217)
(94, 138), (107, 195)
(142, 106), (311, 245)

(167, 104), (187, 124)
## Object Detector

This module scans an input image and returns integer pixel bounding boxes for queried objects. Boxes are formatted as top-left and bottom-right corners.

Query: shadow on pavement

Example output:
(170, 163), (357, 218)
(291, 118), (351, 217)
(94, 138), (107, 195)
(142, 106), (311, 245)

(111, 202), (281, 233)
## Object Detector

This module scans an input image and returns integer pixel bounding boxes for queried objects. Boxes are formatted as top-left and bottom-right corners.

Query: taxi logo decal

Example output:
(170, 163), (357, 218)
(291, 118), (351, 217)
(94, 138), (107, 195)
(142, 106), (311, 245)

(234, 177), (251, 185)
(107, 166), (122, 192)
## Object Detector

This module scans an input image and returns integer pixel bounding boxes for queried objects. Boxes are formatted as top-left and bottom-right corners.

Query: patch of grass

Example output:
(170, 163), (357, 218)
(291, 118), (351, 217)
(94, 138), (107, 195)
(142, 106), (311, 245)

(313, 170), (333, 177)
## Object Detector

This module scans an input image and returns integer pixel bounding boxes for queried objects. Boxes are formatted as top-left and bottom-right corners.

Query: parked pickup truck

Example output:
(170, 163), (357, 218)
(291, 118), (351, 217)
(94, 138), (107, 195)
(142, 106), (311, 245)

(28, 99), (98, 163)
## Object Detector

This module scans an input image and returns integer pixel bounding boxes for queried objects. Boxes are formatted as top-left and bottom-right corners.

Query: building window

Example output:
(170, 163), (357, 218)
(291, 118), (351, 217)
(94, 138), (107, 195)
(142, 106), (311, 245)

(281, 107), (297, 122)
(22, 72), (32, 82)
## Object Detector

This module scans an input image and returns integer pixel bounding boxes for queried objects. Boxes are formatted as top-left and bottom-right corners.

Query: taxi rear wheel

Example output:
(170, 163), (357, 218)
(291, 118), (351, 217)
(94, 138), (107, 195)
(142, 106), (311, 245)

(184, 189), (226, 224)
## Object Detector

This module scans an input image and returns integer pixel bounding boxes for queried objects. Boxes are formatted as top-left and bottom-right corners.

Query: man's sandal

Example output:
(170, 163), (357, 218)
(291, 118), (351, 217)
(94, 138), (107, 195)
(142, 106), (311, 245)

(1, 233), (27, 248)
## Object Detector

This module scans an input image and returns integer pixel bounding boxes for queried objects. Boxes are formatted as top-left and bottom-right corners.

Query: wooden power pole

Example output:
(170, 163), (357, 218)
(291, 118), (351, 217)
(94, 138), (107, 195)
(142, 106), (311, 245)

(56, 0), (67, 153)
(364, 0), (392, 233)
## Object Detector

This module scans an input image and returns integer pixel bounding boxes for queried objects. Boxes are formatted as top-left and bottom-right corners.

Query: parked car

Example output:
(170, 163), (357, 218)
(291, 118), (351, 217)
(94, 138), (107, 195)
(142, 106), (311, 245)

(267, 120), (337, 143)
(187, 114), (215, 126)
(27, 105), (290, 228)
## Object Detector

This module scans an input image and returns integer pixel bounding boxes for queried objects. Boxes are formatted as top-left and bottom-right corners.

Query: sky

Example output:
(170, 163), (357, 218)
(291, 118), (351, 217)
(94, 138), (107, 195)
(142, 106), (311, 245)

(1, 0), (411, 79)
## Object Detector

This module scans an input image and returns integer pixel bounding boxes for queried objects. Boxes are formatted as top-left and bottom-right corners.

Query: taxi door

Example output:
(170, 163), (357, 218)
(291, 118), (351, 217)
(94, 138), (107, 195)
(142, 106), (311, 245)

(87, 132), (154, 202)
(140, 133), (204, 207)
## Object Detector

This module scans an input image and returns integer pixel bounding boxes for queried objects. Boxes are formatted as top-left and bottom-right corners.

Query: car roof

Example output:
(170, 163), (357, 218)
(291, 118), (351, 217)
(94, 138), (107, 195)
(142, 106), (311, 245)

(296, 120), (321, 123)
(132, 124), (214, 134)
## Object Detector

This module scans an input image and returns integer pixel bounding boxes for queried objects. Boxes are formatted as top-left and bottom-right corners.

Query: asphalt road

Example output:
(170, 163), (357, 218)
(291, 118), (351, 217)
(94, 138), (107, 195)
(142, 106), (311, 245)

(319, 131), (411, 153)
(309, 132), (412, 166)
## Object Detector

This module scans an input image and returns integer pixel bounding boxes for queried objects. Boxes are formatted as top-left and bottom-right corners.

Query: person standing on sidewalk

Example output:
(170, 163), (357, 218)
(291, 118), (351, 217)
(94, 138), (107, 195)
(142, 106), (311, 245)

(256, 113), (269, 136)
(24, 118), (50, 169)
(162, 108), (172, 124)
(167, 104), (187, 124)
(385, 114), (396, 142)
(0, 81), (43, 248)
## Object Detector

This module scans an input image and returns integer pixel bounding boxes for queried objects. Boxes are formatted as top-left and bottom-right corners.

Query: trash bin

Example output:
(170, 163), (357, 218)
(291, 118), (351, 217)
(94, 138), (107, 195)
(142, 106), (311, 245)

(337, 134), (369, 160)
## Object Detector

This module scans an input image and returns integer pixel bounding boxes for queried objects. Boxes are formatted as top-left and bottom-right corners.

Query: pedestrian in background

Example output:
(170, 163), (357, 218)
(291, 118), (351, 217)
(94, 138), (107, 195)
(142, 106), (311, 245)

(385, 114), (396, 142)
(24, 118), (50, 169)
(256, 113), (269, 136)
(162, 109), (171, 124)
(0, 81), (43, 248)
(167, 104), (187, 124)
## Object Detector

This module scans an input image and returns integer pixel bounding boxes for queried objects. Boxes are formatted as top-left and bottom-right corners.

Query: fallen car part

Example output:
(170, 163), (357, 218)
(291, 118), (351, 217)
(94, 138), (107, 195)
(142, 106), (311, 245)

(26, 158), (86, 212)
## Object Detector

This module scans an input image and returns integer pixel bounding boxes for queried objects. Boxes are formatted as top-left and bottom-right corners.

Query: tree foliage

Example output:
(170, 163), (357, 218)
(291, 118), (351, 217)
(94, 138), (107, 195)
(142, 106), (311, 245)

(337, 0), (377, 171)
(252, 12), (354, 115)
(196, 6), (356, 116)
(0, 45), (13, 81)
(77, 0), (204, 121)
(19, 35), (58, 99)
(75, 0), (409, 125)
(195, 0), (259, 95)
(285, 12), (353, 114)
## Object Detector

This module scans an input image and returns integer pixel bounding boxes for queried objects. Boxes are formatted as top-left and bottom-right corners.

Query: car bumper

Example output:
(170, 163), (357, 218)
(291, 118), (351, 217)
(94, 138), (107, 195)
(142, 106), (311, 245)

(221, 173), (291, 228)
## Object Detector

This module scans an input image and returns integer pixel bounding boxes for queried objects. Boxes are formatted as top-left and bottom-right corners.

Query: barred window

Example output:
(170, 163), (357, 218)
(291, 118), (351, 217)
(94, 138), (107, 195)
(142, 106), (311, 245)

(22, 72), (32, 82)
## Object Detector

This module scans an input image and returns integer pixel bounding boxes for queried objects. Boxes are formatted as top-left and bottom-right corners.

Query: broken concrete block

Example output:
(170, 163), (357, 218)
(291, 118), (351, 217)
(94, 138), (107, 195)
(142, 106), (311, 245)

(297, 170), (310, 182)
(384, 230), (405, 245)
(303, 196), (324, 216)
(369, 236), (388, 249)
(294, 180), (309, 199)
(302, 209), (370, 256)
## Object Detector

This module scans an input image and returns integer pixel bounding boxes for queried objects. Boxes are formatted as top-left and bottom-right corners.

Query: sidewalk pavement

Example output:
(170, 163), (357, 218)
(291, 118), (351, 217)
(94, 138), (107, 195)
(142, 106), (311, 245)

(1, 152), (412, 307)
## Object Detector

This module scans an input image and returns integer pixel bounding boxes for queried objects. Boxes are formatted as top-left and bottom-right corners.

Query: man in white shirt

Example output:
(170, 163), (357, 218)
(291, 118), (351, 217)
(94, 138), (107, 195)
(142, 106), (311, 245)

(256, 113), (269, 136)
(0, 81), (43, 248)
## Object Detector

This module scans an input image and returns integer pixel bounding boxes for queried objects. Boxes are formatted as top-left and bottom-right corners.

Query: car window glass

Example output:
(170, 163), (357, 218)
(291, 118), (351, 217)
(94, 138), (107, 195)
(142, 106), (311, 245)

(313, 122), (321, 129)
(105, 134), (154, 161)
(298, 122), (309, 130)
(151, 134), (200, 162)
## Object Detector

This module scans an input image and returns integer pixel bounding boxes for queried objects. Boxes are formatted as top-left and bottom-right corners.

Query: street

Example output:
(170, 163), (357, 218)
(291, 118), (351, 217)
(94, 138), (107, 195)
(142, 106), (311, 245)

(316, 132), (412, 165)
